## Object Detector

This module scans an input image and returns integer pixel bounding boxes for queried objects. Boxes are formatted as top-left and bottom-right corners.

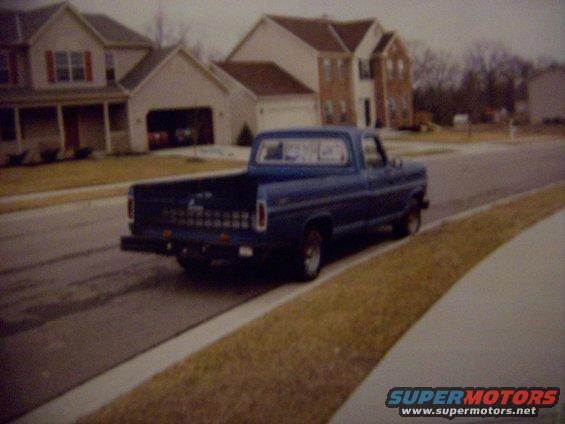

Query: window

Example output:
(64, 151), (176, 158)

(0, 53), (9, 84)
(323, 58), (332, 81)
(362, 136), (386, 168)
(325, 100), (334, 123)
(388, 98), (396, 120)
(257, 137), (349, 166)
(339, 99), (347, 123)
(105, 52), (115, 81)
(398, 59), (404, 79)
(337, 59), (346, 80)
(387, 58), (394, 80)
(54, 51), (86, 82)
(55, 51), (70, 82)
(70, 51), (85, 81)
(358, 59), (372, 80)
(401, 97), (409, 119)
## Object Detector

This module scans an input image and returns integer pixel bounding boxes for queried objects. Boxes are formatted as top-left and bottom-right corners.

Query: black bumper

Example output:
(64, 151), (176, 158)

(422, 198), (430, 209)
(121, 235), (266, 261)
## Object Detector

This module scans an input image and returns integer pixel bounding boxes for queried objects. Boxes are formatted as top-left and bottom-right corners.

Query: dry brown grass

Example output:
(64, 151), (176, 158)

(0, 187), (128, 214)
(81, 185), (565, 424)
(0, 155), (245, 197)
(391, 123), (565, 144)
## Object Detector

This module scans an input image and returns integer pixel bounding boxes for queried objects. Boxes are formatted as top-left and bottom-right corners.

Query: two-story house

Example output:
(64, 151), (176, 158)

(226, 14), (414, 130)
(0, 2), (232, 162)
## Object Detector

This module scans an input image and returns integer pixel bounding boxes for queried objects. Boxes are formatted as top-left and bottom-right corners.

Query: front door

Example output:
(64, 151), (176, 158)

(63, 108), (79, 150)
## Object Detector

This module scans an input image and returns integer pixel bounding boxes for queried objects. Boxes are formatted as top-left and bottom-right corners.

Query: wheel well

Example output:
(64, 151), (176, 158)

(306, 217), (333, 243)
(413, 191), (424, 206)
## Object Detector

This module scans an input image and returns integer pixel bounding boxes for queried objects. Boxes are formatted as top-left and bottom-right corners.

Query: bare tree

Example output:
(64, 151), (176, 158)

(145, 4), (217, 63)
(408, 41), (460, 90)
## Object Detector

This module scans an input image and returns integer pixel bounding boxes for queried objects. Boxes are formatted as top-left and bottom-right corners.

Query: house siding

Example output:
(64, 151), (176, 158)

(528, 69), (565, 123)
(29, 9), (106, 89)
(230, 19), (320, 92)
(110, 47), (150, 81)
(128, 52), (230, 152)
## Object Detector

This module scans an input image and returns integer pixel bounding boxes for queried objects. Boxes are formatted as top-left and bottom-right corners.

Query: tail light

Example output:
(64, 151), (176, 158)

(256, 200), (267, 232)
(127, 190), (134, 222)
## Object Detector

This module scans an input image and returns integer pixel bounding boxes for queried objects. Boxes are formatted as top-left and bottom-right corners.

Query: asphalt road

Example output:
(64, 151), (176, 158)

(1, 140), (564, 422)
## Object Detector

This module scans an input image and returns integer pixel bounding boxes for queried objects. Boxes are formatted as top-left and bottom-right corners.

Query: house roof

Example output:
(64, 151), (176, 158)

(215, 61), (315, 96)
(0, 2), (151, 47)
(120, 46), (177, 91)
(0, 83), (126, 103)
(83, 14), (153, 46)
(267, 15), (374, 53)
(373, 31), (395, 54)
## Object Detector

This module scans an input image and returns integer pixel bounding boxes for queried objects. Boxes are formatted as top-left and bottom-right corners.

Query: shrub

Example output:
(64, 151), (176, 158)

(6, 150), (28, 167)
(73, 146), (93, 160)
(236, 123), (254, 146)
(40, 147), (60, 163)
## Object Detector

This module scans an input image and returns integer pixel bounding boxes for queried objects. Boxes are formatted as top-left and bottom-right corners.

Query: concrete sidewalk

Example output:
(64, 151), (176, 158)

(332, 209), (565, 424)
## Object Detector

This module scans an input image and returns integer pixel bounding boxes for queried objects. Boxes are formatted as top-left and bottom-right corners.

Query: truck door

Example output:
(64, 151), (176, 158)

(361, 135), (401, 221)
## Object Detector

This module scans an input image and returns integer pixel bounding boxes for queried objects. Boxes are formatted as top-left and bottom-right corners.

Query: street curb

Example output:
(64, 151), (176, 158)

(12, 180), (565, 424)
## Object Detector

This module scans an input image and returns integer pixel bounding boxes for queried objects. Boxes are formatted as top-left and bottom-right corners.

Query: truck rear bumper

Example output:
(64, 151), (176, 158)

(422, 198), (430, 209)
(120, 235), (268, 261)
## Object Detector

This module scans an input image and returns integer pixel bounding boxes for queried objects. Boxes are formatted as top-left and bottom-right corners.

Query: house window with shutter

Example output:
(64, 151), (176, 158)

(52, 51), (90, 82)
(54, 51), (70, 82)
(105, 52), (115, 81)
(339, 99), (348, 123)
(0, 52), (9, 84)
(387, 58), (395, 80)
(359, 59), (372, 80)
(71, 51), (85, 81)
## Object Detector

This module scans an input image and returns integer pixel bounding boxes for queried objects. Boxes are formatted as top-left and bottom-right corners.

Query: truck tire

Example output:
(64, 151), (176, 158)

(176, 255), (210, 272)
(393, 198), (421, 238)
(296, 228), (324, 281)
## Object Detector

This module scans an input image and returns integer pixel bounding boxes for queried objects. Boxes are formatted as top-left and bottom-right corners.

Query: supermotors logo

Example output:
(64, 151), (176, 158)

(385, 387), (560, 419)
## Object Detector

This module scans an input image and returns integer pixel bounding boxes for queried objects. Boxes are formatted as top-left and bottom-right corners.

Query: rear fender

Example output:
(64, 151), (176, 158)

(302, 212), (333, 243)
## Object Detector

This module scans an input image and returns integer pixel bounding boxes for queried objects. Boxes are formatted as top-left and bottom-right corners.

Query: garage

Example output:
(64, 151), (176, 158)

(146, 107), (214, 150)
(258, 100), (318, 131)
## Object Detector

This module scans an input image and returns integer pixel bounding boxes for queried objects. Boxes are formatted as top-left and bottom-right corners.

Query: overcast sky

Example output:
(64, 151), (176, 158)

(3, 0), (565, 62)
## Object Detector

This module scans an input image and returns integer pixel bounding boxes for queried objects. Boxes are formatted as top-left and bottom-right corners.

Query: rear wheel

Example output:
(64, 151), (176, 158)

(176, 255), (210, 272)
(296, 228), (324, 281)
(393, 198), (421, 238)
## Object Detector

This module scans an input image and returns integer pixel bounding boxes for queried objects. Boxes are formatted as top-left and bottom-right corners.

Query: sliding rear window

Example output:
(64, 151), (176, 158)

(256, 137), (349, 166)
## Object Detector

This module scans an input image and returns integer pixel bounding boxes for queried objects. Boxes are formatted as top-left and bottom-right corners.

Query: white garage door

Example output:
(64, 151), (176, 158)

(258, 102), (318, 131)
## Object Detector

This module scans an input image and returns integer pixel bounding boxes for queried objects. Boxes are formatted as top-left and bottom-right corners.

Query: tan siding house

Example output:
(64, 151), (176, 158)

(528, 67), (565, 123)
(0, 2), (232, 163)
(226, 14), (414, 129)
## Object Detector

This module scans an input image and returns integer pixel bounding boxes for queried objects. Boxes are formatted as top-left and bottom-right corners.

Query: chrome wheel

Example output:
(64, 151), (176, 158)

(298, 229), (324, 281)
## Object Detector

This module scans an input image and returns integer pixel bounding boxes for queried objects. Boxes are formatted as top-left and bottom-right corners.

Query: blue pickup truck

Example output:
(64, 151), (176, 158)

(121, 127), (429, 280)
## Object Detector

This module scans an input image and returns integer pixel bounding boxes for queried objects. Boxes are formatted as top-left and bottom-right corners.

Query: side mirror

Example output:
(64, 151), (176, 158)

(391, 157), (403, 168)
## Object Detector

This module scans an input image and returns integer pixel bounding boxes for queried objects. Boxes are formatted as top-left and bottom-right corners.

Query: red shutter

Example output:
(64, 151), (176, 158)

(84, 51), (92, 82)
(9, 51), (18, 85)
(45, 50), (55, 83)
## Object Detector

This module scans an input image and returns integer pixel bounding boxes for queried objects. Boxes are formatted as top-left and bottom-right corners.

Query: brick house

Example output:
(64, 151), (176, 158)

(226, 15), (414, 129)
(0, 2), (232, 163)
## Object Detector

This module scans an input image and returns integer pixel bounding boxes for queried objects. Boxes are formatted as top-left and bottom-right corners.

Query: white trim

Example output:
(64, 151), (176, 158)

(103, 101), (111, 153)
(328, 23), (350, 52)
(56, 104), (65, 152)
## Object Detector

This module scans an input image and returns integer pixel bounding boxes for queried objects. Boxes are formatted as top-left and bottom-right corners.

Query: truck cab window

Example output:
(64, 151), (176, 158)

(362, 136), (386, 168)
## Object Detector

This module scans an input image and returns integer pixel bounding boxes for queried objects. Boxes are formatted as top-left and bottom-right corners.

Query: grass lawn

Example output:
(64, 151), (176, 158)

(0, 155), (245, 198)
(0, 187), (128, 214)
(390, 123), (565, 144)
(81, 185), (565, 424)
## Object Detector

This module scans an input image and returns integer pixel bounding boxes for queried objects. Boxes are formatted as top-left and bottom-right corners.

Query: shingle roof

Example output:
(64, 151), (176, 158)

(120, 46), (176, 91)
(267, 15), (374, 53)
(216, 61), (315, 96)
(0, 83), (126, 103)
(0, 2), (151, 46)
(373, 31), (395, 54)
(83, 14), (152, 46)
